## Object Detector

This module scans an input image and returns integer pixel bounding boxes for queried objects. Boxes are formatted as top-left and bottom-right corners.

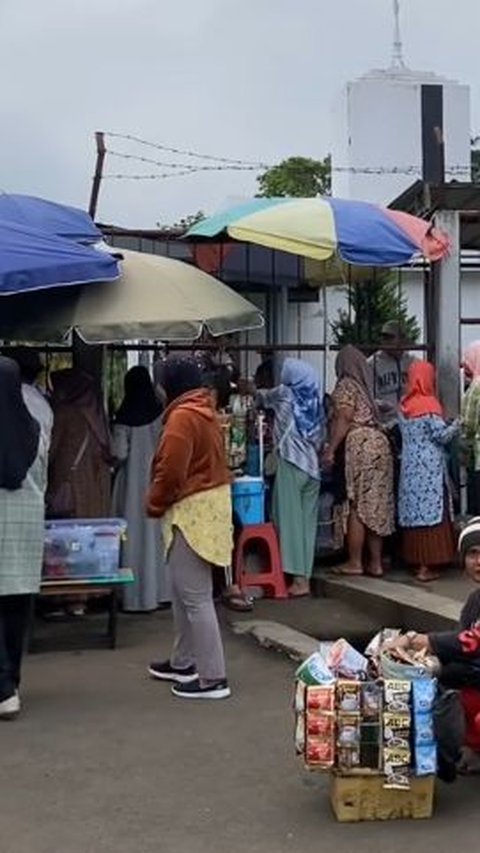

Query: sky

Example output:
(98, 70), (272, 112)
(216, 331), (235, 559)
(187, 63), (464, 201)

(1, 0), (479, 228)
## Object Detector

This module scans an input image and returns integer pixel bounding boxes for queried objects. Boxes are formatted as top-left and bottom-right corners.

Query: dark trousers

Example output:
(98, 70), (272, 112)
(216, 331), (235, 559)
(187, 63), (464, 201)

(0, 595), (32, 701)
(467, 471), (480, 516)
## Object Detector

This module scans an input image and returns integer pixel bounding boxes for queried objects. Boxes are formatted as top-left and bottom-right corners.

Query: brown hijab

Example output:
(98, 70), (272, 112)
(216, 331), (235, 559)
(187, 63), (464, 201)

(50, 369), (110, 457)
(335, 345), (377, 415)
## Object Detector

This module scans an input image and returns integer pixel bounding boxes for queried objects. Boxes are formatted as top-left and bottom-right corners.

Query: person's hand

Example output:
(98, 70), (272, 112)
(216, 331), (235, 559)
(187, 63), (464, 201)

(382, 634), (410, 654)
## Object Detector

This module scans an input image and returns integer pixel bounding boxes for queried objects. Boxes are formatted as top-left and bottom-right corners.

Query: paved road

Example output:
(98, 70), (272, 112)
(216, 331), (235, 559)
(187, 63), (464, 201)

(2, 610), (478, 853)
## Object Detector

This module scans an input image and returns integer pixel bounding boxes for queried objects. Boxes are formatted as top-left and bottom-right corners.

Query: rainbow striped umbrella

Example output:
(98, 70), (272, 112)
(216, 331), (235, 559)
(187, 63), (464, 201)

(187, 197), (449, 266)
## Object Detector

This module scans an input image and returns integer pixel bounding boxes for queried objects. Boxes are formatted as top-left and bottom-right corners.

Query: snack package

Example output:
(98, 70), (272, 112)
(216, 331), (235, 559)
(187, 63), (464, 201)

(327, 639), (368, 679)
(337, 713), (361, 747)
(412, 678), (437, 714)
(414, 713), (435, 745)
(383, 712), (411, 749)
(305, 738), (335, 767)
(306, 713), (335, 738)
(296, 653), (335, 686)
(383, 746), (411, 790)
(365, 629), (402, 658)
(361, 682), (383, 720)
(338, 746), (361, 771)
(384, 680), (411, 712)
(294, 714), (305, 755)
(294, 680), (306, 714)
(415, 744), (437, 776)
(306, 685), (335, 713)
(336, 680), (361, 712)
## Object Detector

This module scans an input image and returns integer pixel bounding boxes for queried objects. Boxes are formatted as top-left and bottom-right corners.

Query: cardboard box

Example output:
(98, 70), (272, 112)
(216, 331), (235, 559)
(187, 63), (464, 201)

(330, 773), (435, 822)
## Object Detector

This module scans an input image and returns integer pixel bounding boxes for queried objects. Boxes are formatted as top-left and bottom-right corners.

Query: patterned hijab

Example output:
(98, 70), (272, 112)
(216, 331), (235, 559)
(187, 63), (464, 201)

(335, 345), (376, 412)
(280, 358), (324, 439)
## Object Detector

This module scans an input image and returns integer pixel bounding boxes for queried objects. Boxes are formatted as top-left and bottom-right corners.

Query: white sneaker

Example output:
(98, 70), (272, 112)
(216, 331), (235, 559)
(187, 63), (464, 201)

(0, 693), (20, 720)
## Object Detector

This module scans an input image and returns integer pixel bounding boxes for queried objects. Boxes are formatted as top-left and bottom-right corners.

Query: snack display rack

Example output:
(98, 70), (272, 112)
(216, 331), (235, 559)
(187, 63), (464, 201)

(294, 638), (437, 822)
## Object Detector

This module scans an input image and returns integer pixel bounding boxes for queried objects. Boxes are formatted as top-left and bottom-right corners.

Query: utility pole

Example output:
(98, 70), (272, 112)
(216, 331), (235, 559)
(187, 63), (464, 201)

(88, 131), (106, 221)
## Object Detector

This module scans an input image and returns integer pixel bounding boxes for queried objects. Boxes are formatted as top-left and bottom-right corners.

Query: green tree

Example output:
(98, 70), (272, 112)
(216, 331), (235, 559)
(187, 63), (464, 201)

(256, 156), (331, 198)
(330, 272), (420, 351)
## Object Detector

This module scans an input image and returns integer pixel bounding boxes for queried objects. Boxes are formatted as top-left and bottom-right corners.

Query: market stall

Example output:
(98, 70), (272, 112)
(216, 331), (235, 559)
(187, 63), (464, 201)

(294, 631), (440, 822)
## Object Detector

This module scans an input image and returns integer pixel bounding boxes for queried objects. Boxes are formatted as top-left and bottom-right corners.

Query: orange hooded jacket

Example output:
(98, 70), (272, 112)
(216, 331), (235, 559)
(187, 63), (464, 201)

(146, 388), (231, 519)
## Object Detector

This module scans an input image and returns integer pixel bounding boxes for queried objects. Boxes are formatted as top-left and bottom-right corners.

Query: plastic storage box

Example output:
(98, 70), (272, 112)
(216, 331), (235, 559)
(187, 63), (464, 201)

(43, 519), (127, 580)
(232, 477), (265, 526)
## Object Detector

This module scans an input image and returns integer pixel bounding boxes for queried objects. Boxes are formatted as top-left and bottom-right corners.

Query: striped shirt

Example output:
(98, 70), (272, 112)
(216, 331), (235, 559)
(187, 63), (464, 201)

(258, 386), (323, 481)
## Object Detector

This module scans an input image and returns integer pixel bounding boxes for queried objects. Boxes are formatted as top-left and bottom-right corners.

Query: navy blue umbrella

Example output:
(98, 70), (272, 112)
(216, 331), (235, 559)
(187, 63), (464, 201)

(0, 193), (101, 243)
(0, 219), (119, 295)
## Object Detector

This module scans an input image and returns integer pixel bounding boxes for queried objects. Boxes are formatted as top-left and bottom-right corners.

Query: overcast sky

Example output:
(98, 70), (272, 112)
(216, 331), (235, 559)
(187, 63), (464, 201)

(1, 0), (479, 227)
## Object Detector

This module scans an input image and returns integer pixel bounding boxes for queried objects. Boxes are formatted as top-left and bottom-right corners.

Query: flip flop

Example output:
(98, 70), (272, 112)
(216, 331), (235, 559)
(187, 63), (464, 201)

(222, 593), (254, 613)
(330, 566), (364, 577)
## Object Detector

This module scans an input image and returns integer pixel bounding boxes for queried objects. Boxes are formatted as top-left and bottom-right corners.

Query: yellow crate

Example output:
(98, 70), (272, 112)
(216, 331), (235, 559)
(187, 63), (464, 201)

(330, 773), (435, 822)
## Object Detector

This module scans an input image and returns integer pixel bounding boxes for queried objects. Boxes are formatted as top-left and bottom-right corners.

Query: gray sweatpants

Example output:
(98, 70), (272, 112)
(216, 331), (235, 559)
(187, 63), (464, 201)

(169, 529), (226, 683)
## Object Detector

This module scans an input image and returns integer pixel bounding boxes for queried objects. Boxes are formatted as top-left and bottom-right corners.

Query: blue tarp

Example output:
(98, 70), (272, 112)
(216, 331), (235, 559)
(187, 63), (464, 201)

(0, 219), (119, 295)
(0, 194), (101, 243)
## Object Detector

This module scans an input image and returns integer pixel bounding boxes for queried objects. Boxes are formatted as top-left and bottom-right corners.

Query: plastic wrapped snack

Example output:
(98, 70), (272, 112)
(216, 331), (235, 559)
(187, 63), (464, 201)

(415, 744), (437, 776)
(361, 682), (383, 720)
(412, 678), (437, 714)
(384, 680), (411, 713)
(383, 747), (411, 790)
(365, 629), (402, 658)
(383, 713), (411, 749)
(294, 714), (305, 755)
(306, 685), (335, 713)
(296, 653), (335, 686)
(294, 680), (306, 714)
(306, 713), (335, 738)
(338, 746), (361, 771)
(337, 713), (361, 747)
(336, 680), (361, 712)
(327, 640), (368, 679)
(414, 714), (435, 746)
(305, 739), (335, 767)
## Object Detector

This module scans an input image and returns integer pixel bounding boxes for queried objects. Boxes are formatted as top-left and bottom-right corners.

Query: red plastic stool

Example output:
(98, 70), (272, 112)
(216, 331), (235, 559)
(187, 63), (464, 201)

(234, 523), (288, 599)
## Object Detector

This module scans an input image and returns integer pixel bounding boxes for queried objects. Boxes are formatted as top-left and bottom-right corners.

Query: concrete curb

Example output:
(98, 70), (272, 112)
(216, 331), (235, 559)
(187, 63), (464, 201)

(320, 576), (461, 632)
(231, 619), (317, 662)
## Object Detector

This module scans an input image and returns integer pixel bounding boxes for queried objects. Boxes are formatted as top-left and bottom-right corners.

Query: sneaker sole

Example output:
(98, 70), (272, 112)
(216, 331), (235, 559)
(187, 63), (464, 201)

(148, 667), (198, 684)
(171, 686), (231, 700)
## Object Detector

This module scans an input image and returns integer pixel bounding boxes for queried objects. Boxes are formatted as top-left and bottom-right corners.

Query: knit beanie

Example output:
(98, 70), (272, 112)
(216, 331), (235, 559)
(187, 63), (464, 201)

(458, 518), (480, 564)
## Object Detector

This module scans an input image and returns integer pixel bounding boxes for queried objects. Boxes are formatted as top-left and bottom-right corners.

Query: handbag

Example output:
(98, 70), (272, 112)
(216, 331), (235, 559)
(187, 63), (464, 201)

(48, 432), (89, 518)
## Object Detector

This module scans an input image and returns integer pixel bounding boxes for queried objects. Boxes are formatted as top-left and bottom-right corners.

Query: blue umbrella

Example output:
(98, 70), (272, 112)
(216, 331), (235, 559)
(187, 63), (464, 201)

(0, 219), (119, 295)
(0, 193), (101, 243)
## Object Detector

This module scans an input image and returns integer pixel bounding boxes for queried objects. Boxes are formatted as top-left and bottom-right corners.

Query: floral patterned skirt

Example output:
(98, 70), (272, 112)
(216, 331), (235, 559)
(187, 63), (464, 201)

(344, 426), (395, 538)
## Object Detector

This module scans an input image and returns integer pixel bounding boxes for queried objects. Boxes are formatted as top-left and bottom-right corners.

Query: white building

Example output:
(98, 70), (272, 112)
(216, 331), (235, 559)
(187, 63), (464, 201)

(331, 66), (471, 204)
(277, 0), (478, 394)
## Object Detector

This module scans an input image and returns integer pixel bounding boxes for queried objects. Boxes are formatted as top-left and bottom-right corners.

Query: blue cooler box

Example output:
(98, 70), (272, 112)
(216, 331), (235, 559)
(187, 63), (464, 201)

(43, 518), (127, 580)
(232, 477), (265, 526)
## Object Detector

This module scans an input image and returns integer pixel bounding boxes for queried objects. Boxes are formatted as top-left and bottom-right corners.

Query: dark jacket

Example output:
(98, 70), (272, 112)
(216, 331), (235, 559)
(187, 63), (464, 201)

(429, 590), (480, 688)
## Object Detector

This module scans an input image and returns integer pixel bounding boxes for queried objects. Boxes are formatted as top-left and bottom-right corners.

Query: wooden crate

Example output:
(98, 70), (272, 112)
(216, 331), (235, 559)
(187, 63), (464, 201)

(330, 773), (435, 822)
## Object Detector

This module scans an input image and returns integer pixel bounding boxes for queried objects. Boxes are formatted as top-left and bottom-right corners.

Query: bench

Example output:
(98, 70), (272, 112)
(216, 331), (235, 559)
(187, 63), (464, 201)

(32, 569), (134, 650)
